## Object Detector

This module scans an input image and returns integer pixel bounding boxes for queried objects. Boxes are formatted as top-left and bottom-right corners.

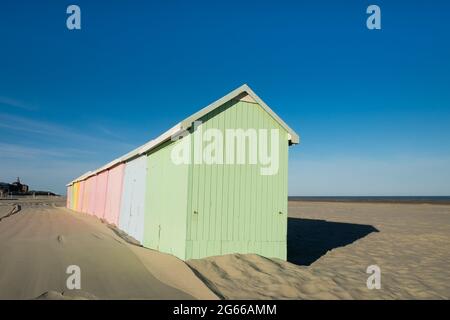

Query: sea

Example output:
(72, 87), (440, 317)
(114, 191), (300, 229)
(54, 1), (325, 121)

(288, 196), (450, 205)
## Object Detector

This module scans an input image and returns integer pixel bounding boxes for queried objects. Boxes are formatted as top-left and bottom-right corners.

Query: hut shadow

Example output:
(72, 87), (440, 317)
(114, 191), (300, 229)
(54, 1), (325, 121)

(287, 217), (379, 266)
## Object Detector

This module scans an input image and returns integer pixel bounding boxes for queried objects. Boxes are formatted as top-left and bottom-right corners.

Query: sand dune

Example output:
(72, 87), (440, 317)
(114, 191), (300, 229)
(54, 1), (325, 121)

(0, 200), (449, 299)
(0, 204), (216, 300)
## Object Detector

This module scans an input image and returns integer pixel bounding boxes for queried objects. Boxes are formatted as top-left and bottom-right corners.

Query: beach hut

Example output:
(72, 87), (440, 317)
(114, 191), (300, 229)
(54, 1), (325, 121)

(66, 84), (299, 260)
(93, 170), (108, 219)
(119, 155), (147, 244)
(87, 175), (97, 215)
(66, 185), (72, 208)
(77, 180), (85, 213)
(81, 180), (88, 213)
(104, 163), (125, 225)
(73, 182), (79, 211)
(82, 177), (91, 213)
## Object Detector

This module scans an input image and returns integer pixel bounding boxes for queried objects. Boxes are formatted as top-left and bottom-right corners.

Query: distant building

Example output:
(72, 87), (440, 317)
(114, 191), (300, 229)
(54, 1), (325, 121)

(11, 177), (29, 193)
(0, 177), (29, 196)
(0, 183), (10, 197)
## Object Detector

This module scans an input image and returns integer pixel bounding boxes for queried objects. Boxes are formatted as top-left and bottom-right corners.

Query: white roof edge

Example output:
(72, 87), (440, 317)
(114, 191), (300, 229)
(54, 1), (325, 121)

(244, 85), (300, 144)
(137, 123), (182, 155)
(66, 84), (299, 186)
(67, 171), (92, 186)
(180, 84), (300, 144)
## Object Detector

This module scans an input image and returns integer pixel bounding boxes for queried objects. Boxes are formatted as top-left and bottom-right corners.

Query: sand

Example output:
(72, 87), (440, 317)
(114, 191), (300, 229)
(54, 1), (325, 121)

(1, 200), (449, 299)
(0, 205), (13, 219)
(0, 203), (217, 300)
(188, 201), (450, 299)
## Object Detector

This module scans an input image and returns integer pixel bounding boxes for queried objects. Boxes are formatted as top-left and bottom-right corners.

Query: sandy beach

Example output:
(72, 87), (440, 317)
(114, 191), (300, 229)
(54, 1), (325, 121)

(0, 200), (216, 300)
(0, 199), (449, 299)
(189, 201), (450, 299)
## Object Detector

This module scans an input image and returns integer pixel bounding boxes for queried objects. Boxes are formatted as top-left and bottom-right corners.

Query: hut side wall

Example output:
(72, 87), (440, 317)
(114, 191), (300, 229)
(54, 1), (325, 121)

(104, 164), (125, 225)
(143, 140), (189, 260)
(77, 181), (85, 212)
(94, 170), (108, 219)
(73, 182), (79, 211)
(66, 185), (72, 208)
(186, 100), (289, 260)
(87, 175), (97, 215)
(82, 178), (90, 213)
(119, 156), (147, 244)
(71, 183), (76, 210)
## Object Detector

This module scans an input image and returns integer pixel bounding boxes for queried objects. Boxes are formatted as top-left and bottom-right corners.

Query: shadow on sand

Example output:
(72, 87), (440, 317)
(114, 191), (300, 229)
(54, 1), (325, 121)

(287, 217), (379, 266)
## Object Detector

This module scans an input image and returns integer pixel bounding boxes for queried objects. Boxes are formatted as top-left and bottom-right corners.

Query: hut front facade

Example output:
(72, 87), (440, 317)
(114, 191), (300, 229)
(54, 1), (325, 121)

(66, 84), (299, 260)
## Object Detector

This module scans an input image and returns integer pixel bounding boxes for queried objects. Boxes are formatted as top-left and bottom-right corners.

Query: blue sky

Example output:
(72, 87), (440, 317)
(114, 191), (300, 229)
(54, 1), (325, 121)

(0, 0), (449, 195)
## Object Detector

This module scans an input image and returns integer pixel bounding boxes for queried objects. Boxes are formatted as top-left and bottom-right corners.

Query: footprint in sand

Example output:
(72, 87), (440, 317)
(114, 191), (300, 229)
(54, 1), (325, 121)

(57, 235), (65, 244)
(35, 290), (98, 300)
(91, 233), (104, 240)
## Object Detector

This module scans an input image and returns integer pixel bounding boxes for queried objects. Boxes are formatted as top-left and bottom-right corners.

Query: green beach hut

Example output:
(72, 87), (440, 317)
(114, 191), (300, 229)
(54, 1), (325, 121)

(140, 84), (299, 260)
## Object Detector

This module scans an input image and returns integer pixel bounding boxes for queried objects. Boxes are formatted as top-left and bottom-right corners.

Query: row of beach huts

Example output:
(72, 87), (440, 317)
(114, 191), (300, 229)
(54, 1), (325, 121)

(67, 85), (299, 260)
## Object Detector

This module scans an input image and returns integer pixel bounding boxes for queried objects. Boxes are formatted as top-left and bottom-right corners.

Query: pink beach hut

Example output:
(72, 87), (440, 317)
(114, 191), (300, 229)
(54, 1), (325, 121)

(104, 163), (125, 225)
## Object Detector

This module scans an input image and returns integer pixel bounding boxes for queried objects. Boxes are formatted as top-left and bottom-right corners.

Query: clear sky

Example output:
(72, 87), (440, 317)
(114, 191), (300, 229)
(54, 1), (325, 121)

(0, 0), (449, 195)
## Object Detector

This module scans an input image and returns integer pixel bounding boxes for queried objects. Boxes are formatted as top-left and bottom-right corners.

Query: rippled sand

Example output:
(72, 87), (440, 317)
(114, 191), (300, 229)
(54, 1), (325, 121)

(1, 200), (448, 299)
(188, 201), (450, 299)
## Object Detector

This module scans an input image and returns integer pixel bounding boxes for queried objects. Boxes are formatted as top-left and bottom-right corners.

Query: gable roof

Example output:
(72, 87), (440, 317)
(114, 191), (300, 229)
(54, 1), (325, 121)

(67, 84), (299, 186)
(179, 84), (299, 144)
